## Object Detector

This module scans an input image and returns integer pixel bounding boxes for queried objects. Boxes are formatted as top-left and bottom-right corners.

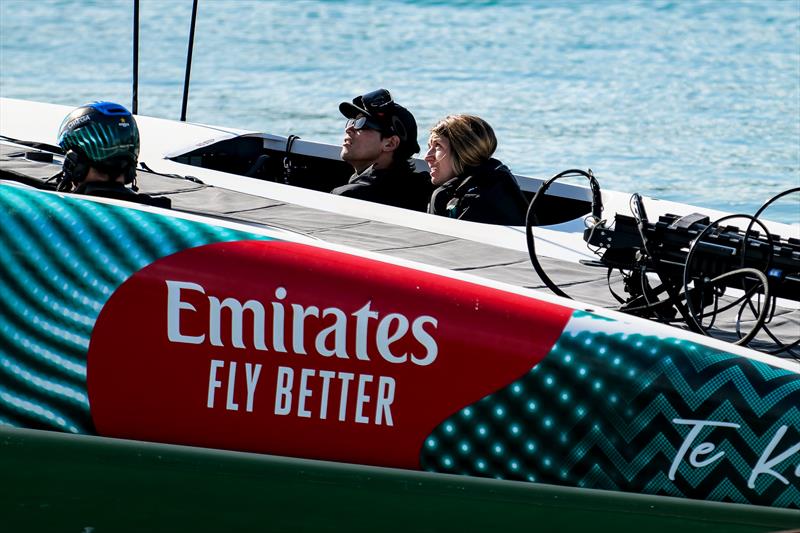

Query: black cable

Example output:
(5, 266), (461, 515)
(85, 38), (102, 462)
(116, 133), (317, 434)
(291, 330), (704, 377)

(693, 268), (768, 345)
(634, 286), (754, 324)
(750, 187), (800, 223)
(738, 187), (800, 355)
(768, 338), (800, 356)
(698, 284), (715, 330)
(526, 169), (602, 299)
(630, 193), (652, 258)
(529, 176), (797, 354)
(682, 213), (773, 344)
(744, 283), (800, 357)
(733, 281), (768, 345)
(626, 193), (795, 351)
(607, 268), (628, 305)
(759, 296), (800, 356)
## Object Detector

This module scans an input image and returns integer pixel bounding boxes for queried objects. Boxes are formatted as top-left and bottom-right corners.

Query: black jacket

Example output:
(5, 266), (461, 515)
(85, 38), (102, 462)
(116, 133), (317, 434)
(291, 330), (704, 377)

(331, 163), (433, 212)
(75, 182), (172, 209)
(428, 158), (528, 225)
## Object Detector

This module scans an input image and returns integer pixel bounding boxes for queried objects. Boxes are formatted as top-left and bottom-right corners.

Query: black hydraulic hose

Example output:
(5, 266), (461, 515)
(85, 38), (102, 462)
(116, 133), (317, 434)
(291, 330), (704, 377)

(181, 0), (199, 122)
(718, 268), (770, 345)
(683, 268), (767, 343)
(132, 0), (139, 114)
(525, 169), (602, 299)
(525, 173), (795, 352)
(767, 336), (800, 357)
(738, 187), (800, 352)
(734, 290), (766, 343)
(682, 214), (774, 343)
(750, 187), (800, 224)
(754, 293), (800, 356)
(622, 274), (752, 322)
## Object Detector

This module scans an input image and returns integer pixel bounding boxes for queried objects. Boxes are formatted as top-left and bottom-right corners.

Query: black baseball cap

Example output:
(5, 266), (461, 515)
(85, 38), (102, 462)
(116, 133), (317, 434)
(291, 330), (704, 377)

(339, 89), (421, 154)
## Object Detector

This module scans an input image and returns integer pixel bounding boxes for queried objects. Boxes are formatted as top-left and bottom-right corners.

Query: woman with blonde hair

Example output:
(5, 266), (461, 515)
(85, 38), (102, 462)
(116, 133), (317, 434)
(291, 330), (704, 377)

(424, 114), (528, 225)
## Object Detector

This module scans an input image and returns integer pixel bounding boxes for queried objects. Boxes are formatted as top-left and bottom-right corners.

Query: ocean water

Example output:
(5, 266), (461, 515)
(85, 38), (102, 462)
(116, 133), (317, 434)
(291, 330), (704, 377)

(1, 0), (798, 222)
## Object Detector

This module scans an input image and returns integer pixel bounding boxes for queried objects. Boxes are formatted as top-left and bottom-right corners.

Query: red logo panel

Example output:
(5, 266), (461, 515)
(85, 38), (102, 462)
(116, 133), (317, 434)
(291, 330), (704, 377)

(87, 241), (571, 469)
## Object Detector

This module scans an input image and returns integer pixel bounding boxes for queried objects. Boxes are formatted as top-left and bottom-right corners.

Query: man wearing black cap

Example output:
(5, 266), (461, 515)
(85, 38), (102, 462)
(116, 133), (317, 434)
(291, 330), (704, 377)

(332, 89), (432, 211)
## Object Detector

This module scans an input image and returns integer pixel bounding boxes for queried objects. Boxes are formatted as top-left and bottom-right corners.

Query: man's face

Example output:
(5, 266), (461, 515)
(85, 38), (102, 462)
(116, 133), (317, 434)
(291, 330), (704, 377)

(341, 114), (384, 170)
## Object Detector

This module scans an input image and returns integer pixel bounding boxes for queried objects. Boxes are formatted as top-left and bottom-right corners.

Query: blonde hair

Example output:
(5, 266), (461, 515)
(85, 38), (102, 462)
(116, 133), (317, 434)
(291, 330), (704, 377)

(430, 114), (497, 176)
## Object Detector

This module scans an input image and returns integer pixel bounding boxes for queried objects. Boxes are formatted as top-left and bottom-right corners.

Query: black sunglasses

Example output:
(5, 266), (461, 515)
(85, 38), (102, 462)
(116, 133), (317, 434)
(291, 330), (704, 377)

(346, 116), (385, 132)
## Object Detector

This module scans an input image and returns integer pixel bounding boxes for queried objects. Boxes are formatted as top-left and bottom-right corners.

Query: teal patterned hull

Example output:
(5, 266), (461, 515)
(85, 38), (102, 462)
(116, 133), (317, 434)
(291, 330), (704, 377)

(421, 313), (800, 507)
(1, 184), (797, 508)
(0, 185), (269, 433)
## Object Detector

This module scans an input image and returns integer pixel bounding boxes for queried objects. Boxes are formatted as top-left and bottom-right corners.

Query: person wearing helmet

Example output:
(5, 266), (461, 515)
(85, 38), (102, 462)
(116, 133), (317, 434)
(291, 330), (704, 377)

(331, 89), (432, 211)
(57, 101), (171, 209)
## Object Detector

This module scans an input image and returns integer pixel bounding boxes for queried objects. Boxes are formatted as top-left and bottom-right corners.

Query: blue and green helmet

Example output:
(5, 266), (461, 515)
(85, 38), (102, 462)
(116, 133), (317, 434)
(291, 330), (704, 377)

(57, 101), (140, 165)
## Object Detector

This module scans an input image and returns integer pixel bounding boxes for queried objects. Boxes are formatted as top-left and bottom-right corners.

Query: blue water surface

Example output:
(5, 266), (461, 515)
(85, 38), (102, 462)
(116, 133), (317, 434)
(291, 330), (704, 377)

(1, 0), (798, 222)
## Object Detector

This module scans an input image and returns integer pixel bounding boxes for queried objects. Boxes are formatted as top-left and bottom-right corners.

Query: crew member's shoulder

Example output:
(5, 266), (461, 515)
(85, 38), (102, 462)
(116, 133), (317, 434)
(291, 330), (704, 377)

(331, 164), (431, 211)
(331, 180), (371, 198)
(76, 182), (171, 209)
(331, 168), (379, 198)
(483, 158), (515, 180)
(383, 165), (432, 191)
(469, 159), (521, 194)
(136, 193), (172, 209)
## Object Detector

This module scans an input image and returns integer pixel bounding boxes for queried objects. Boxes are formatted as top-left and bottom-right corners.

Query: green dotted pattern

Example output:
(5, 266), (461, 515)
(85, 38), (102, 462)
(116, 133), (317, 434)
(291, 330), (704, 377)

(421, 313), (800, 508)
(0, 185), (273, 433)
